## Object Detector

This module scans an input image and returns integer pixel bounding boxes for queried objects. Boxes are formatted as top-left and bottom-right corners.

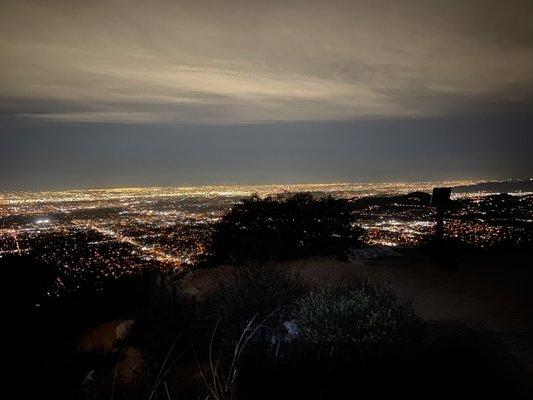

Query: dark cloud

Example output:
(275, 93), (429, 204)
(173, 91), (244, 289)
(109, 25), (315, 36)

(1, 0), (532, 123)
(0, 0), (532, 189)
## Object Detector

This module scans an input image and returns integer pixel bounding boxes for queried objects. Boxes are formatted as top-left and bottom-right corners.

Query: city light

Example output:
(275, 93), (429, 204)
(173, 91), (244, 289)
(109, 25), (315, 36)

(1, 181), (531, 296)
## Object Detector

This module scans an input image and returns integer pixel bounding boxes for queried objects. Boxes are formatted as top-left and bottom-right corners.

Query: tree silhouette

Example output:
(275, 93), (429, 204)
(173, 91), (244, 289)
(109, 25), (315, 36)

(209, 192), (363, 264)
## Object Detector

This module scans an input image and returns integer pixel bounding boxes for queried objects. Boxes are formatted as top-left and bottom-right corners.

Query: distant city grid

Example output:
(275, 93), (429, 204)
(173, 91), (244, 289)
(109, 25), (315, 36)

(1, 181), (532, 297)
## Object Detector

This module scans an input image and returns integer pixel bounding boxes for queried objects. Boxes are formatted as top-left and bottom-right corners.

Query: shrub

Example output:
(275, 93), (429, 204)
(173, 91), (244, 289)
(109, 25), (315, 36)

(294, 280), (423, 351)
(204, 263), (306, 342)
(209, 192), (363, 264)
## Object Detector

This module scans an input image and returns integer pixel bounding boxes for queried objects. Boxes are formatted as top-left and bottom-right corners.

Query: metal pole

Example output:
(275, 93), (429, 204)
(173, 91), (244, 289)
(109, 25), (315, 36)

(436, 207), (444, 241)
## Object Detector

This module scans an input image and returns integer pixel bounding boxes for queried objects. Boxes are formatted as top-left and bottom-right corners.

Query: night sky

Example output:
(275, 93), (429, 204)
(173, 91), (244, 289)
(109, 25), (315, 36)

(1, 0), (532, 190)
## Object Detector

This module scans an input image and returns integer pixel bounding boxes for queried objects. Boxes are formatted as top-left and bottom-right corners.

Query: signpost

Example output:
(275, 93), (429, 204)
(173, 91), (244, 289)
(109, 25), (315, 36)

(430, 187), (452, 242)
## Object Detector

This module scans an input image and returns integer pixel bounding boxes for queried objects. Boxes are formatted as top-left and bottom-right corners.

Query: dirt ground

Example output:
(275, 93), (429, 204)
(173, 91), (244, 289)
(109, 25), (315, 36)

(288, 249), (533, 374)
(288, 251), (532, 330)
(180, 249), (533, 375)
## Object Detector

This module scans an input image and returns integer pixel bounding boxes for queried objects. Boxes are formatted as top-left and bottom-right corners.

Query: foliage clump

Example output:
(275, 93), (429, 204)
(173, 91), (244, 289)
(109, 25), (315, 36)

(209, 192), (362, 264)
(294, 280), (423, 350)
(204, 263), (305, 340)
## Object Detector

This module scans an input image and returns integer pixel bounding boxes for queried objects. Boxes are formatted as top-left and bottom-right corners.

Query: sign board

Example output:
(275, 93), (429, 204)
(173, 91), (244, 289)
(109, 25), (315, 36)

(430, 187), (452, 208)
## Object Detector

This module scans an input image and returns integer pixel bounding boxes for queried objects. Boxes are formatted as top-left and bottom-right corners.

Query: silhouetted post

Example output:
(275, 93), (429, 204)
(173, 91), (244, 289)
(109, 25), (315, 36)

(430, 187), (452, 242)
(435, 208), (445, 240)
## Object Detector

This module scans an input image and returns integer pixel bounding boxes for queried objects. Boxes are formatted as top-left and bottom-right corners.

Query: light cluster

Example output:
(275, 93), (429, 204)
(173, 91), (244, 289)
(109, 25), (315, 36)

(1, 181), (530, 296)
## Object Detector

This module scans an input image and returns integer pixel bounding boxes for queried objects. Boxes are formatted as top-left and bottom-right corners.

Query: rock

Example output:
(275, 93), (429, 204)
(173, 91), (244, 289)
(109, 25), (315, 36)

(79, 319), (135, 353)
(269, 321), (300, 352)
(115, 319), (135, 340)
(117, 347), (145, 385)
(283, 321), (299, 338)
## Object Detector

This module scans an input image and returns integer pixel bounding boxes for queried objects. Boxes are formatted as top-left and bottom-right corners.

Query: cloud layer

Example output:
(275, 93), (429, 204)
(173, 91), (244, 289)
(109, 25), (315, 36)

(1, 0), (533, 123)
